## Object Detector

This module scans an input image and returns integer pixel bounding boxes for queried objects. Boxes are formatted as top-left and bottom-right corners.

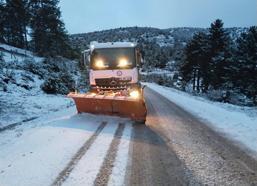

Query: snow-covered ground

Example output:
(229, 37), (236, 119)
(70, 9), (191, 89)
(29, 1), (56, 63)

(0, 44), (77, 128)
(0, 44), (44, 63)
(145, 34), (175, 47)
(1, 43), (256, 185)
(0, 106), (132, 186)
(0, 67), (73, 127)
(140, 68), (175, 78)
(1, 43), (131, 185)
(146, 83), (257, 156)
(0, 86), (74, 128)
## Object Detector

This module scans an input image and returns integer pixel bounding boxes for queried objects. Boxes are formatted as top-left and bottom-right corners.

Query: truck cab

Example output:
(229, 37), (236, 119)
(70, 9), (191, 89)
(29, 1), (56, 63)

(86, 42), (142, 91)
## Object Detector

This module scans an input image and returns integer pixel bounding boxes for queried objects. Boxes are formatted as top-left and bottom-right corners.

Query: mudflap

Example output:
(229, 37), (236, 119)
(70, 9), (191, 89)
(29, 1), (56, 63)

(68, 93), (147, 123)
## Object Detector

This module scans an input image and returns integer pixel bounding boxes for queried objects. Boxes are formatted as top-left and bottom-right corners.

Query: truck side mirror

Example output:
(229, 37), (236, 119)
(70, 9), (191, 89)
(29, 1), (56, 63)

(82, 55), (90, 68)
(136, 50), (143, 67)
(82, 49), (91, 67)
(141, 56), (144, 65)
(87, 55), (90, 64)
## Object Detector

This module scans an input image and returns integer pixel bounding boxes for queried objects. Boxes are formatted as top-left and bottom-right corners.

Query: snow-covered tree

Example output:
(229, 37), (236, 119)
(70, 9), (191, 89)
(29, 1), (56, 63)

(208, 19), (232, 89)
(30, 0), (72, 57)
(0, 0), (6, 43)
(4, 0), (29, 48)
(181, 19), (234, 92)
(0, 51), (3, 62)
(181, 32), (210, 92)
(235, 26), (257, 104)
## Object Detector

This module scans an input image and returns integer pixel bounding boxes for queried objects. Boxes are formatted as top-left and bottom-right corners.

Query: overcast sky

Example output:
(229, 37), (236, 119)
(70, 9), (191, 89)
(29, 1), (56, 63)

(59, 0), (257, 34)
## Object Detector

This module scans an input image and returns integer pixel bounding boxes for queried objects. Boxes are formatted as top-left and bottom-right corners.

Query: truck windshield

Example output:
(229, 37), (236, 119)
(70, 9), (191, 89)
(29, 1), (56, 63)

(90, 47), (136, 70)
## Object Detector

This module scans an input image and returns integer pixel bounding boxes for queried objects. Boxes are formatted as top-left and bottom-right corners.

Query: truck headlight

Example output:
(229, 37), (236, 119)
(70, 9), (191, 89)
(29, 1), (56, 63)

(130, 90), (140, 99)
(95, 59), (108, 68)
(118, 58), (130, 68)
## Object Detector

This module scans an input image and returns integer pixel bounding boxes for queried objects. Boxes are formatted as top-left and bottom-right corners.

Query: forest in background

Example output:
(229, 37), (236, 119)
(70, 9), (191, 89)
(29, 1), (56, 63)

(0, 0), (256, 106)
(70, 23), (256, 106)
(0, 0), (78, 59)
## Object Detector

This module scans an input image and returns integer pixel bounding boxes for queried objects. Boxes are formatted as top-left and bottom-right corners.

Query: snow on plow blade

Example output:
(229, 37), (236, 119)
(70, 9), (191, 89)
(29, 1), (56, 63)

(68, 93), (147, 122)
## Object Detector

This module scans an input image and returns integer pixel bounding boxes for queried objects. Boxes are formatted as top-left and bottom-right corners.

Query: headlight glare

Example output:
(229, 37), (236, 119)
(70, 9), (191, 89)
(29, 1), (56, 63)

(129, 90), (140, 99)
(95, 59), (107, 68)
(118, 58), (129, 67)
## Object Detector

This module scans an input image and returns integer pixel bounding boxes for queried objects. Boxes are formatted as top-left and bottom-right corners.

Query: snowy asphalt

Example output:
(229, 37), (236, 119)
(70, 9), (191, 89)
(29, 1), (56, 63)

(0, 88), (257, 186)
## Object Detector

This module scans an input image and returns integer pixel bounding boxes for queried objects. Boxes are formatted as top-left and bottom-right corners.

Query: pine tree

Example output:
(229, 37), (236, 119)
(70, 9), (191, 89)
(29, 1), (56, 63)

(0, 51), (3, 61)
(235, 27), (257, 104)
(208, 19), (232, 89)
(181, 32), (210, 92)
(0, 0), (6, 43)
(4, 0), (29, 48)
(30, 0), (72, 57)
(30, 0), (51, 55)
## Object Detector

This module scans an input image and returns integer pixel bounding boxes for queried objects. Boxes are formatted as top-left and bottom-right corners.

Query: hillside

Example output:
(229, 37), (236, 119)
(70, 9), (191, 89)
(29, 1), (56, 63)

(0, 44), (80, 128)
(70, 27), (246, 50)
(69, 26), (248, 85)
(70, 27), (205, 49)
(69, 26), (247, 70)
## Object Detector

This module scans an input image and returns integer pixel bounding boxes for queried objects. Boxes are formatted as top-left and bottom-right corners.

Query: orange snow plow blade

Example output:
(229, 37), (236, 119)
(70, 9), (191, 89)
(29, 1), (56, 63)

(68, 92), (147, 122)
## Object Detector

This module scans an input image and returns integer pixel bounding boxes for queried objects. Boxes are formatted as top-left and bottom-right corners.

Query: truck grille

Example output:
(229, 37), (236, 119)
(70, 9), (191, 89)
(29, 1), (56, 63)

(95, 77), (131, 87)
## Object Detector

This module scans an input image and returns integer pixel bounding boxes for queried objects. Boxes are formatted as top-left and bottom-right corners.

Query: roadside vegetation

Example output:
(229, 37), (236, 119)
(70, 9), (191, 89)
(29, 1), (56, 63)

(181, 20), (257, 105)
(0, 0), (256, 106)
(0, 0), (81, 95)
(0, 0), (79, 59)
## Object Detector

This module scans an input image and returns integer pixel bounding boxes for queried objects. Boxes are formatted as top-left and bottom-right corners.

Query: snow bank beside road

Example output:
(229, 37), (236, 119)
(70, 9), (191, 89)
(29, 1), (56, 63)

(0, 44), (78, 128)
(146, 83), (257, 155)
(0, 43), (44, 63)
(0, 72), (74, 128)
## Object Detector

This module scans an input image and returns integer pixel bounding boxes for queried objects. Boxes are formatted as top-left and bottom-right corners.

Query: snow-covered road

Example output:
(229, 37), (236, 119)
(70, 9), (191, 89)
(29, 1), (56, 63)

(145, 83), (257, 156)
(1, 85), (257, 186)
(0, 108), (132, 186)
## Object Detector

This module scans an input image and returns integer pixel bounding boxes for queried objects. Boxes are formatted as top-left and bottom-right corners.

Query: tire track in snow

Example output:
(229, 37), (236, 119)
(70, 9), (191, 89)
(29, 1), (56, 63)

(61, 121), (122, 186)
(108, 123), (132, 186)
(51, 121), (107, 186)
(93, 123), (125, 186)
(0, 117), (38, 132)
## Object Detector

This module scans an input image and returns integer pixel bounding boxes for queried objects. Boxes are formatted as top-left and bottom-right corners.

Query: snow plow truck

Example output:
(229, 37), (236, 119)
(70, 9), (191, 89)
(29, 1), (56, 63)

(68, 42), (147, 123)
